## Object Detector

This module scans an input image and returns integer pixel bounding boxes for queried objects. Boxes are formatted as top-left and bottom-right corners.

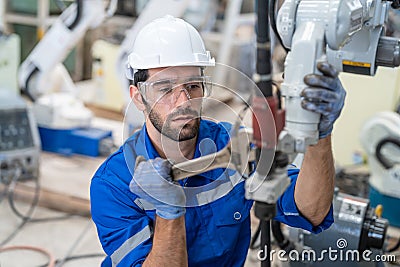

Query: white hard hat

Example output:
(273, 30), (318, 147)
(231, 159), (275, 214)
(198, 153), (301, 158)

(126, 15), (215, 80)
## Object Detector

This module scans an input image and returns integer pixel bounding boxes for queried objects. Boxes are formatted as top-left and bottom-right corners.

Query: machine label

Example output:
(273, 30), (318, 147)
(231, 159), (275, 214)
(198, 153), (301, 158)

(338, 198), (367, 224)
(342, 60), (371, 67)
(342, 60), (371, 75)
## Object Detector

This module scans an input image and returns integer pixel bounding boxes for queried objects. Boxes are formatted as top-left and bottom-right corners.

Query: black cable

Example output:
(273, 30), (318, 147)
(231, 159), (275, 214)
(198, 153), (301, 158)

(0, 164), (37, 247)
(254, 1), (275, 267)
(9, 188), (73, 223)
(67, 0), (82, 30)
(1, 161), (77, 247)
(271, 220), (295, 252)
(250, 221), (262, 249)
(0, 212), (29, 247)
(260, 220), (271, 267)
(55, 220), (93, 267)
(273, 81), (282, 109)
(255, 0), (273, 97)
(268, 0), (290, 53)
(0, 182), (9, 204)
(3, 179), (96, 264)
(0, 167), (13, 204)
(271, 220), (285, 246)
(22, 67), (39, 102)
(375, 137), (400, 169)
(7, 170), (40, 221)
(386, 238), (400, 253)
(7, 168), (73, 223)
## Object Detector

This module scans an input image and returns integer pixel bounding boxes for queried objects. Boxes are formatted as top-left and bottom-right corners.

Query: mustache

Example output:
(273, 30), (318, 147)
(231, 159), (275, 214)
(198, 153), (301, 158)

(168, 107), (200, 119)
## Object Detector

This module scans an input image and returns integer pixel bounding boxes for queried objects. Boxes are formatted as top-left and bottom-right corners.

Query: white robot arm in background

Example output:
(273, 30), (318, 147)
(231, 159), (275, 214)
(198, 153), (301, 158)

(17, 0), (117, 128)
(276, 0), (400, 153)
(360, 111), (400, 201)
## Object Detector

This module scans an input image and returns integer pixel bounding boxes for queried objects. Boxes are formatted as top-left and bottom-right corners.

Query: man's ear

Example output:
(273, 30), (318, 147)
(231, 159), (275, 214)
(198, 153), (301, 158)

(130, 85), (146, 111)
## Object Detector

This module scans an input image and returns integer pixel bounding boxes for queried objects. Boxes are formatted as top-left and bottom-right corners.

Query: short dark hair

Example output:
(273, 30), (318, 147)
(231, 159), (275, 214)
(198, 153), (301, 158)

(133, 69), (149, 86)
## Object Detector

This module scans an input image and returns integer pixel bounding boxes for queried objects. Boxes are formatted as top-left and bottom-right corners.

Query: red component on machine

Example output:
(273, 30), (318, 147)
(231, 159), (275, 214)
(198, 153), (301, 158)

(252, 95), (285, 149)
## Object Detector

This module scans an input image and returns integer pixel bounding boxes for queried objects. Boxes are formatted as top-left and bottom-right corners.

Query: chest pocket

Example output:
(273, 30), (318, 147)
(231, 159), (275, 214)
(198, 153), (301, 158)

(209, 181), (253, 257)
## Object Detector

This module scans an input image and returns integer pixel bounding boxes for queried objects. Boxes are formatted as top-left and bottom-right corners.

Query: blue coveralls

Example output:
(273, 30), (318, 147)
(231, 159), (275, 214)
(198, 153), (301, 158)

(90, 119), (334, 267)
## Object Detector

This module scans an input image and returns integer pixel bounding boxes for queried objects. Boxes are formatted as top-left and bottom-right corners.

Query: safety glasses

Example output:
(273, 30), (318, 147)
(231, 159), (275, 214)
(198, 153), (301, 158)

(138, 76), (212, 105)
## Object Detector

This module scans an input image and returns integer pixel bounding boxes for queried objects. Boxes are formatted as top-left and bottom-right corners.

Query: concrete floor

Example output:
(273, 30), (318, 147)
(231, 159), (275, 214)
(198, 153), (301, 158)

(0, 145), (107, 266)
(0, 202), (104, 267)
(1, 99), (399, 267)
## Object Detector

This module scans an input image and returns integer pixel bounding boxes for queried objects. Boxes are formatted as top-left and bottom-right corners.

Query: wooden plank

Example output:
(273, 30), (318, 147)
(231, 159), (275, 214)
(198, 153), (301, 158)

(85, 103), (124, 121)
(1, 182), (91, 217)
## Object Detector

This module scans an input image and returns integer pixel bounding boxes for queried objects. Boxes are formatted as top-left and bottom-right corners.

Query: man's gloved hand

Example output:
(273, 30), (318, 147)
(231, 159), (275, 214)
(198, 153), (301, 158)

(301, 62), (346, 139)
(130, 157), (186, 220)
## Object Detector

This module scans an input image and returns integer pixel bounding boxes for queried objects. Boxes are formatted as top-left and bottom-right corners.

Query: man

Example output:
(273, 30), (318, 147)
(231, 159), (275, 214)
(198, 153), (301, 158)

(90, 16), (346, 266)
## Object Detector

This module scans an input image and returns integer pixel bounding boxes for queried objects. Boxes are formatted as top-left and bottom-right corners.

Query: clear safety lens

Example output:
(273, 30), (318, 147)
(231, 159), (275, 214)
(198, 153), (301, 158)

(138, 76), (212, 104)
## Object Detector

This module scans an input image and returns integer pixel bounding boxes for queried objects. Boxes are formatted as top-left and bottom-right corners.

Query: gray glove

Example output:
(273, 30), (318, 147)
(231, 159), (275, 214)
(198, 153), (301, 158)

(301, 62), (346, 139)
(130, 157), (186, 220)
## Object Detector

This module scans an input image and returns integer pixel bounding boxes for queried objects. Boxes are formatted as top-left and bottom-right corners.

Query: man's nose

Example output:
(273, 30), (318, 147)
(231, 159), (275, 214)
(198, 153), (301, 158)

(174, 87), (191, 106)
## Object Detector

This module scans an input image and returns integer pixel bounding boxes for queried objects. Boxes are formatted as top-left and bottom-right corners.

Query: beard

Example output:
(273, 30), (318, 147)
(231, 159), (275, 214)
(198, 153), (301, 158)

(146, 105), (201, 141)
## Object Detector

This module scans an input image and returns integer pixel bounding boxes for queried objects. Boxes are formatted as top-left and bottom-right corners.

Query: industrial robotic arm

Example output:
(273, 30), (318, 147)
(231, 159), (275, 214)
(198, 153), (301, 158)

(18, 0), (117, 100)
(17, 0), (117, 128)
(276, 0), (400, 153)
(360, 111), (400, 226)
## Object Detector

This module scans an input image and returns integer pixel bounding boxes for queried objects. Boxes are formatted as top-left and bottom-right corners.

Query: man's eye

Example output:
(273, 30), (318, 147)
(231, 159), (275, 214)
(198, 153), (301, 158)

(185, 83), (202, 90)
(158, 86), (173, 93)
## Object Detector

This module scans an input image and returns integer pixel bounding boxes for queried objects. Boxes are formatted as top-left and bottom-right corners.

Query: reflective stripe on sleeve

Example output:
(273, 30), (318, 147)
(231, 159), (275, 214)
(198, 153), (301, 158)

(134, 198), (155, 211)
(111, 225), (152, 267)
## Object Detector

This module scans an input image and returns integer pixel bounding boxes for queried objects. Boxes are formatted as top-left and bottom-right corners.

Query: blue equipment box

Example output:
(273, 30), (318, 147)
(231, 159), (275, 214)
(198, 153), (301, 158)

(38, 126), (112, 157)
